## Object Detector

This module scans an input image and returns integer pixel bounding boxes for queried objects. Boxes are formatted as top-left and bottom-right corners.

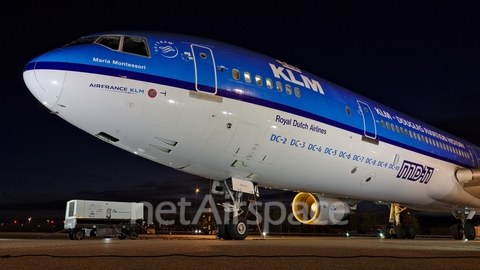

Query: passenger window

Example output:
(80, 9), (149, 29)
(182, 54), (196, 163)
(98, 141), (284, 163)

(276, 81), (283, 92)
(294, 87), (301, 98)
(123, 36), (149, 56)
(232, 69), (240, 80)
(286, 84), (292, 95)
(386, 122), (390, 130)
(266, 78), (273, 89)
(381, 120), (385, 128)
(97, 36), (121, 50)
(244, 72), (252, 83)
(255, 75), (263, 86)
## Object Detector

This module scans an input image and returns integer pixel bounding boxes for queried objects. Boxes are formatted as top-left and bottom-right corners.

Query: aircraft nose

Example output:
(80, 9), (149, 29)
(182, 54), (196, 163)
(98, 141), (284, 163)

(23, 49), (67, 109)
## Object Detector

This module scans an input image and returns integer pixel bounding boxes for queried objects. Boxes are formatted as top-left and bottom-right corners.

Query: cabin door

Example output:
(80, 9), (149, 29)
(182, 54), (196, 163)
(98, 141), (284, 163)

(191, 44), (217, 94)
(357, 100), (377, 140)
(467, 146), (480, 168)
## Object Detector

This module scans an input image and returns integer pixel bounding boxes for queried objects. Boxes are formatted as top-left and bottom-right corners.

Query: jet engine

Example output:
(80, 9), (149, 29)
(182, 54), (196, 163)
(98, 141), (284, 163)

(456, 168), (480, 199)
(292, 192), (351, 225)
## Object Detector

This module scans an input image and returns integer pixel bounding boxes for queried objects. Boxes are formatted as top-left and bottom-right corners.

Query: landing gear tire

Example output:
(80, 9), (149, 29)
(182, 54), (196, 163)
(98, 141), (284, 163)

(405, 225), (416, 239)
(228, 217), (249, 240)
(451, 224), (463, 240)
(464, 224), (476, 240)
(218, 224), (232, 240)
(381, 224), (393, 239)
(73, 229), (85, 240)
(130, 231), (138, 239)
(395, 224), (407, 239)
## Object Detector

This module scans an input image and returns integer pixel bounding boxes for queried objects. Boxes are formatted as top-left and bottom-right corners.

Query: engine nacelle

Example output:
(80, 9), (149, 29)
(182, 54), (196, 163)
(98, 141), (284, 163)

(292, 192), (351, 225)
(456, 168), (480, 184)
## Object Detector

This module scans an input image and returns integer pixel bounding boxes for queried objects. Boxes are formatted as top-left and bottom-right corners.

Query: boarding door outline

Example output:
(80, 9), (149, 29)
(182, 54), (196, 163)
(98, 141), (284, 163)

(357, 100), (377, 140)
(191, 44), (217, 94)
(467, 146), (480, 168)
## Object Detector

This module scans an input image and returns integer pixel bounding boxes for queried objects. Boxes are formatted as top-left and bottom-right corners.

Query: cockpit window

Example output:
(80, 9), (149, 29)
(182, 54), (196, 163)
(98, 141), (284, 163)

(122, 36), (149, 56)
(64, 36), (99, 47)
(96, 36), (121, 50)
(65, 35), (150, 57)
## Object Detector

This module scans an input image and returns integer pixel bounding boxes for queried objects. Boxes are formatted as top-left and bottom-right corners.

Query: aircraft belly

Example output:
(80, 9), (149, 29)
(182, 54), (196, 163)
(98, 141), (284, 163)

(265, 151), (430, 205)
(185, 100), (447, 206)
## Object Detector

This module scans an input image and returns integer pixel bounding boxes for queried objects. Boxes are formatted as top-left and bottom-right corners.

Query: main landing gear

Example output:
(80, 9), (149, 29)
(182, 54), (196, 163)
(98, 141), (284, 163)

(451, 210), (476, 240)
(381, 203), (416, 239)
(213, 178), (257, 240)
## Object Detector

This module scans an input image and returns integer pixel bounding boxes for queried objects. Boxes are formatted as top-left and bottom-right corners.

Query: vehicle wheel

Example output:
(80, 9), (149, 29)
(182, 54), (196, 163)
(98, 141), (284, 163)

(451, 224), (463, 240)
(381, 224), (392, 239)
(464, 223), (476, 240)
(228, 216), (248, 240)
(218, 224), (232, 240)
(395, 224), (407, 239)
(405, 225), (416, 239)
(73, 229), (85, 240)
(130, 231), (138, 239)
(68, 231), (75, 240)
(118, 233), (127, 240)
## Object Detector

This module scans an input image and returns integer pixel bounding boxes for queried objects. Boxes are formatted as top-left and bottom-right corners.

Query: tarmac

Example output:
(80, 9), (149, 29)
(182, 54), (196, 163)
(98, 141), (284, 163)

(0, 232), (479, 269)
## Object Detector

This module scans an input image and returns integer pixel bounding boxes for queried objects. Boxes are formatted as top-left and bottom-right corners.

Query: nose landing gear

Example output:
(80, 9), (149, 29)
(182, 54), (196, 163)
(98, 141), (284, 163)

(213, 178), (257, 240)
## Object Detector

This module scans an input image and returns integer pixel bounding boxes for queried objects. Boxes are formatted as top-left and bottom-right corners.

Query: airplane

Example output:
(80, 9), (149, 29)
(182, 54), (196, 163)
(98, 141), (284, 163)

(23, 31), (480, 240)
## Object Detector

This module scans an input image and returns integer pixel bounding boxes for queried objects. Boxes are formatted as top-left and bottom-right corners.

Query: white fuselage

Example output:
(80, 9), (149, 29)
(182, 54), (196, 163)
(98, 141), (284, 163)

(23, 68), (480, 212)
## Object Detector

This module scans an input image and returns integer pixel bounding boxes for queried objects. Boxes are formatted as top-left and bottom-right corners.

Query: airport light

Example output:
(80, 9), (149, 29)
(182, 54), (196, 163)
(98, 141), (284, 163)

(195, 188), (200, 209)
(28, 217), (32, 224)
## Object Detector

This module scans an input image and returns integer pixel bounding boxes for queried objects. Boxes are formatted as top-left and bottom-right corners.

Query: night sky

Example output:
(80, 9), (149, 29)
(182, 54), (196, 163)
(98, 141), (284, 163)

(1, 1), (479, 223)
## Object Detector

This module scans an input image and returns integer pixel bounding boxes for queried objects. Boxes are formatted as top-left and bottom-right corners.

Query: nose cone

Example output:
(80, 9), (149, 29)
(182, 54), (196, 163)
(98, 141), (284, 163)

(23, 49), (67, 109)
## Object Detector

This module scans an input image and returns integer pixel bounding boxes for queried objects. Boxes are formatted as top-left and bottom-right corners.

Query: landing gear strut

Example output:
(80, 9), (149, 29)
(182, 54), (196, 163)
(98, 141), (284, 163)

(217, 190), (249, 240)
(381, 203), (416, 239)
(451, 210), (476, 240)
(213, 178), (257, 240)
